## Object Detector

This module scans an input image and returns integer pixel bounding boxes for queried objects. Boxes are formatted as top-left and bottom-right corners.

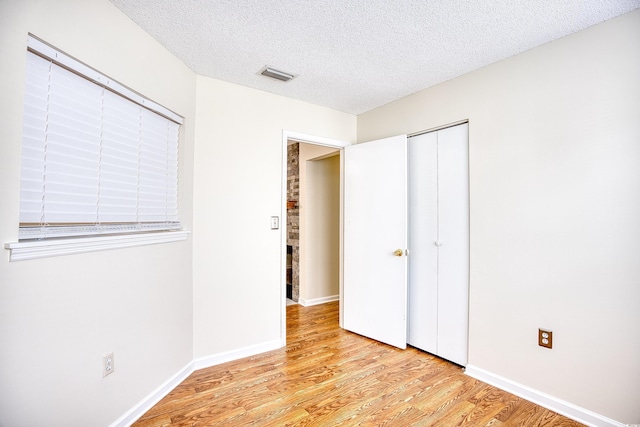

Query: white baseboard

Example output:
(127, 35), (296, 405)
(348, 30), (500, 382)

(109, 361), (195, 427)
(298, 294), (339, 307)
(110, 339), (282, 427)
(193, 339), (282, 371)
(464, 365), (627, 427)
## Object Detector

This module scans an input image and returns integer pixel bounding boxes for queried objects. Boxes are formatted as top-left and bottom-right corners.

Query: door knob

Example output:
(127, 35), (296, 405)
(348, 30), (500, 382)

(393, 249), (404, 257)
(435, 241), (442, 247)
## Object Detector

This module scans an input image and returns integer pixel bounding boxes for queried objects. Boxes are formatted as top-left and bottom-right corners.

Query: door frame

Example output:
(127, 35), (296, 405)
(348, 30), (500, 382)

(280, 130), (350, 346)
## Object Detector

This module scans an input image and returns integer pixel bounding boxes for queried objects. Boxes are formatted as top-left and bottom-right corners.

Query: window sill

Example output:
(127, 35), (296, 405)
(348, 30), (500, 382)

(4, 230), (190, 262)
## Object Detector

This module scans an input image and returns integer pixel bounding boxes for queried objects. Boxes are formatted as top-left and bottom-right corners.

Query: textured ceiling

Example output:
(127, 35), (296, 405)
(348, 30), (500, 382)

(109, 0), (639, 115)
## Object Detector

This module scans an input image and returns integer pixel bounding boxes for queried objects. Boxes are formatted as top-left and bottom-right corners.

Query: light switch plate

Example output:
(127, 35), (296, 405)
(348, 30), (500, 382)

(270, 216), (279, 230)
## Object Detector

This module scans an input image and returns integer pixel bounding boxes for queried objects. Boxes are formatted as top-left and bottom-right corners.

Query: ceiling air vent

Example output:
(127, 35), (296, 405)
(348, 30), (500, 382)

(259, 66), (296, 82)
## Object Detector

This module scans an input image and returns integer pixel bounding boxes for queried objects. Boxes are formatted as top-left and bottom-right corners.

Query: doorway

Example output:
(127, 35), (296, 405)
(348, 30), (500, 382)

(280, 131), (349, 345)
(286, 141), (340, 305)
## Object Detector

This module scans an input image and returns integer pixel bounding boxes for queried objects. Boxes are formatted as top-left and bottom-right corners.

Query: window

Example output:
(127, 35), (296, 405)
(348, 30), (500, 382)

(18, 35), (183, 241)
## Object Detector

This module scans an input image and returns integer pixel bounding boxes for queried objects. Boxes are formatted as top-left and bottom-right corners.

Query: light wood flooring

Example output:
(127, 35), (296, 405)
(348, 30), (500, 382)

(134, 302), (584, 426)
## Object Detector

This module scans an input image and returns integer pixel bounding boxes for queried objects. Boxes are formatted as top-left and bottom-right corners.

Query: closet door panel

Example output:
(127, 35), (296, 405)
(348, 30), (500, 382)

(436, 123), (469, 366)
(407, 132), (438, 352)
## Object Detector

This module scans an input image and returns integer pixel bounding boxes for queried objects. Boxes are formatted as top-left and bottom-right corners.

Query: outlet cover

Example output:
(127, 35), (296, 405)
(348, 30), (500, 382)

(102, 353), (115, 377)
(538, 329), (552, 349)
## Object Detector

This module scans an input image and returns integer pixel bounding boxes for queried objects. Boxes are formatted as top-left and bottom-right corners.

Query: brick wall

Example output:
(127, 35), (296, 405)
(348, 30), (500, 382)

(287, 143), (300, 301)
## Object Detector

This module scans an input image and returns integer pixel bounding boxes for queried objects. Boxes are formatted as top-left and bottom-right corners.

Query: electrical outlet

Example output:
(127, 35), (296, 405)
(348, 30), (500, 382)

(102, 353), (115, 377)
(538, 329), (552, 349)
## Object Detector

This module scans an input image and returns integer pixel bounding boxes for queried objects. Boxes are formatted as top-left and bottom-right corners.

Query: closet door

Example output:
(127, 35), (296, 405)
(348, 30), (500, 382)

(407, 123), (469, 366)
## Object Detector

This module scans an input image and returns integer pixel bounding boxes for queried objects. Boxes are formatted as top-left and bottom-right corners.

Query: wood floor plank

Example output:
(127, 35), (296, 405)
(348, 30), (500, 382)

(133, 302), (585, 426)
(460, 387), (520, 426)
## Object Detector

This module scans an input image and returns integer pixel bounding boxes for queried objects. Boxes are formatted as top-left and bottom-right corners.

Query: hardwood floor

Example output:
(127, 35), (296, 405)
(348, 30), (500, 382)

(134, 302), (584, 426)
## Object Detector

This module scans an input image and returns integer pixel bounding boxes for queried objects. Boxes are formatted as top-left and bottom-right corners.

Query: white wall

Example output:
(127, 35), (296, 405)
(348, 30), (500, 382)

(0, 1), (196, 426)
(358, 10), (640, 424)
(303, 153), (341, 302)
(192, 76), (355, 358)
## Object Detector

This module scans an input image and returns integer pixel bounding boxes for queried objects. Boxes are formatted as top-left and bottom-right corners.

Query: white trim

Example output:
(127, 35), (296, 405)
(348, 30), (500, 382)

(4, 230), (190, 261)
(465, 365), (627, 427)
(284, 130), (351, 148)
(339, 151), (345, 329)
(280, 133), (289, 348)
(109, 361), (195, 427)
(298, 295), (340, 307)
(193, 339), (282, 371)
(407, 119), (469, 138)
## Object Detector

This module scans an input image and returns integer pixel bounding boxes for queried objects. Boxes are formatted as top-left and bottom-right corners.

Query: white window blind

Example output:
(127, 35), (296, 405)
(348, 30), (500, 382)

(19, 35), (183, 240)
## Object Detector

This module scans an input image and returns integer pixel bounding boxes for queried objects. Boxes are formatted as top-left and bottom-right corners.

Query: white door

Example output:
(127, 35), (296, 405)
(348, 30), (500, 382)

(343, 135), (408, 349)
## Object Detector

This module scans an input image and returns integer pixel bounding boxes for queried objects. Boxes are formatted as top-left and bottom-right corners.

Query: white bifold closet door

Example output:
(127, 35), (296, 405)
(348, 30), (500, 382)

(408, 123), (469, 366)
